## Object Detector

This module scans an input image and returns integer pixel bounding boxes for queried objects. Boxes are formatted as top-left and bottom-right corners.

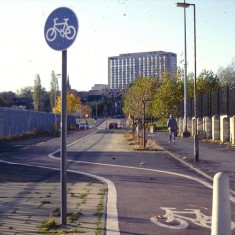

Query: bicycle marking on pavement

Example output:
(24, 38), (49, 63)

(150, 207), (235, 230)
(150, 207), (211, 229)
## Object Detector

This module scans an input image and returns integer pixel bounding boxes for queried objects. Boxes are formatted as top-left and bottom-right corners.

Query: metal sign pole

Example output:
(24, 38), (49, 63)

(44, 6), (78, 226)
(61, 49), (67, 225)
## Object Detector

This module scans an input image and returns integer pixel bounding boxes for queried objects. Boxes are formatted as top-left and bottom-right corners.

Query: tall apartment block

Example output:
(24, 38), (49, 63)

(108, 51), (177, 90)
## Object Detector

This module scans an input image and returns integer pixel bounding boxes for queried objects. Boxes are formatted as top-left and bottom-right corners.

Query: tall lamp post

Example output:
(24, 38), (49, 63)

(176, 1), (199, 161)
(177, 0), (189, 137)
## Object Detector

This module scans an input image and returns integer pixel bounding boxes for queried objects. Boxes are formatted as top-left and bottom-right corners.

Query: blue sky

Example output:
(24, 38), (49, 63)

(0, 0), (235, 93)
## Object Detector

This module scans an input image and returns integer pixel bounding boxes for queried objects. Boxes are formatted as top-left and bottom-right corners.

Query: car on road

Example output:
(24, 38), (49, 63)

(109, 122), (118, 129)
(79, 122), (89, 130)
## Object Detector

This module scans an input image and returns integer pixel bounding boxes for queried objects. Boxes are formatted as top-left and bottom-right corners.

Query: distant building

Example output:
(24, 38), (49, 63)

(87, 90), (103, 103)
(91, 84), (109, 91)
(108, 51), (177, 90)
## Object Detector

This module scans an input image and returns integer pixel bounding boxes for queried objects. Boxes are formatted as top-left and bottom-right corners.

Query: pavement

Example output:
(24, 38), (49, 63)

(151, 131), (235, 193)
(0, 125), (235, 234)
(0, 163), (105, 235)
(0, 122), (106, 235)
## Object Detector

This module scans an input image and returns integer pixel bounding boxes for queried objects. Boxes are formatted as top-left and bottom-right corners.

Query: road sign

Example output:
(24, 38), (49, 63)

(44, 7), (78, 51)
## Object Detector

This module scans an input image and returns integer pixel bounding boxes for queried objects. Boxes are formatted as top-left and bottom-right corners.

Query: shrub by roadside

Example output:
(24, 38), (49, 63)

(124, 131), (162, 151)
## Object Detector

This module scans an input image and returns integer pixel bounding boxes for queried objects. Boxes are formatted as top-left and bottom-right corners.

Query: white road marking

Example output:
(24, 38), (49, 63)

(150, 207), (235, 230)
(48, 129), (100, 158)
(150, 207), (211, 229)
(51, 155), (214, 189)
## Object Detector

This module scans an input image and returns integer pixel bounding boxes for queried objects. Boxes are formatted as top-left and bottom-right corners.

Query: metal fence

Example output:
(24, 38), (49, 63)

(180, 86), (235, 118)
(0, 107), (76, 138)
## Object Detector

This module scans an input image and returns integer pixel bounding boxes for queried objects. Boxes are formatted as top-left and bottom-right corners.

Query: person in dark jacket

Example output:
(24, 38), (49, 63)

(167, 114), (178, 143)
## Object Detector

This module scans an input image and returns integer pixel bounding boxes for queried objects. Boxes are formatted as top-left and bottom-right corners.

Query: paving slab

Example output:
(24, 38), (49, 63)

(0, 163), (106, 235)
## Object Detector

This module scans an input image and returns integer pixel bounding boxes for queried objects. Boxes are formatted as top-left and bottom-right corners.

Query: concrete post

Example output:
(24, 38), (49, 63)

(187, 117), (192, 136)
(204, 117), (212, 139)
(192, 117), (195, 137)
(179, 117), (183, 136)
(197, 117), (203, 139)
(212, 115), (220, 141)
(211, 172), (231, 235)
(220, 115), (230, 143)
(230, 116), (235, 145)
(150, 125), (155, 133)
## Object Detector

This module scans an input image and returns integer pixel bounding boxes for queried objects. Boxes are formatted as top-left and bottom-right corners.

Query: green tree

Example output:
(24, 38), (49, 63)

(123, 83), (142, 128)
(186, 72), (195, 98)
(123, 90), (134, 128)
(16, 86), (33, 98)
(0, 91), (16, 107)
(50, 71), (59, 110)
(176, 66), (184, 81)
(196, 69), (220, 96)
(123, 76), (159, 148)
(33, 74), (43, 111)
(151, 73), (183, 120)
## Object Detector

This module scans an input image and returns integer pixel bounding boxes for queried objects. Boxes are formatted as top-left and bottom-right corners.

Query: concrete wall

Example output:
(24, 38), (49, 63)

(178, 115), (235, 145)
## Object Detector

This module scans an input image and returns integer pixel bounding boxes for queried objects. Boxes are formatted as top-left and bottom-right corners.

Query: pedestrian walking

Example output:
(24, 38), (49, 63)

(167, 114), (178, 143)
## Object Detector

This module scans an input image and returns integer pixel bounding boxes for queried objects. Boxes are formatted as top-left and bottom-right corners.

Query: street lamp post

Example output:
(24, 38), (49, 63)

(177, 1), (189, 137)
(176, 1), (199, 161)
(192, 4), (199, 161)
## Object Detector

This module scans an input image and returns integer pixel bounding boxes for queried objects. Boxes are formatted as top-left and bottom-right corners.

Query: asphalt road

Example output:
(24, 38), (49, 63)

(62, 127), (215, 235)
(1, 119), (235, 235)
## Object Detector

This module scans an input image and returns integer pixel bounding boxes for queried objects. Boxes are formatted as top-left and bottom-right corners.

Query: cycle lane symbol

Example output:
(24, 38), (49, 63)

(150, 207), (235, 230)
(46, 18), (76, 42)
(44, 7), (78, 51)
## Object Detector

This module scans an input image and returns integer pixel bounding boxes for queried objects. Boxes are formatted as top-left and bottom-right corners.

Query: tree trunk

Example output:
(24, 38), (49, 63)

(132, 116), (135, 133)
(143, 103), (146, 148)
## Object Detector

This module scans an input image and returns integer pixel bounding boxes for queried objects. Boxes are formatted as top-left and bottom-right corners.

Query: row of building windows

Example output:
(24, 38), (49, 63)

(108, 51), (177, 90)
(110, 56), (167, 64)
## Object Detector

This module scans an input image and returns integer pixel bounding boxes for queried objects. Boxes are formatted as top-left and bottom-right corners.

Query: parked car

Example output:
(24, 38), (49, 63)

(79, 122), (89, 130)
(109, 122), (118, 129)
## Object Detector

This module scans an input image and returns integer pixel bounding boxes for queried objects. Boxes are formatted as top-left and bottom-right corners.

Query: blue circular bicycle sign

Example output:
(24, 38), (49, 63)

(44, 7), (78, 51)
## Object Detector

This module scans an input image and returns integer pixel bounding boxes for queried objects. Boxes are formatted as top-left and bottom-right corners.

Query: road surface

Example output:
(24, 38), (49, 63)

(1, 119), (235, 234)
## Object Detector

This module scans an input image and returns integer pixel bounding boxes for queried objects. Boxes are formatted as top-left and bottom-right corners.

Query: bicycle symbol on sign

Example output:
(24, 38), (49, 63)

(46, 18), (76, 42)
(150, 207), (235, 230)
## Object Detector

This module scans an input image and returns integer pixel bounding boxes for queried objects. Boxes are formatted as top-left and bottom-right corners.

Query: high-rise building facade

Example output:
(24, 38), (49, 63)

(108, 51), (177, 90)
